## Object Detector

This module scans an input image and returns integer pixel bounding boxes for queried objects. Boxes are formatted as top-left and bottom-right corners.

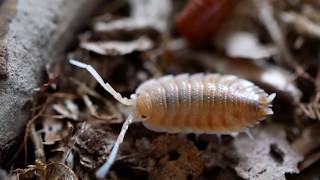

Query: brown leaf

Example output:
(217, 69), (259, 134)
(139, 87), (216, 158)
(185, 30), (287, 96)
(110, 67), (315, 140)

(292, 122), (320, 171)
(52, 99), (79, 121)
(94, 0), (172, 33)
(75, 125), (116, 169)
(42, 118), (72, 145)
(46, 163), (78, 180)
(233, 125), (302, 180)
(149, 135), (204, 180)
(220, 31), (277, 59)
(80, 36), (153, 56)
(14, 161), (78, 180)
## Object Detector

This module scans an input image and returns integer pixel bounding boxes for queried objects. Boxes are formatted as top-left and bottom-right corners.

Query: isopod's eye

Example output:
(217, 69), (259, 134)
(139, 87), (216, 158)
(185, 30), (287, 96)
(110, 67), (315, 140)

(141, 115), (147, 119)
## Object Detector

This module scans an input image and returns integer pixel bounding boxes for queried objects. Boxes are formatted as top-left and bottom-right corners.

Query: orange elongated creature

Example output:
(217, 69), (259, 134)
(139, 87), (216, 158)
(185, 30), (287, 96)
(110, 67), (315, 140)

(175, 0), (237, 42)
(69, 59), (275, 178)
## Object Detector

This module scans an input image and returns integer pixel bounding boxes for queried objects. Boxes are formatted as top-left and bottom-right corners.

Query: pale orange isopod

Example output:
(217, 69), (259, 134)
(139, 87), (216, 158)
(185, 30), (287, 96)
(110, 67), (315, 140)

(69, 59), (276, 178)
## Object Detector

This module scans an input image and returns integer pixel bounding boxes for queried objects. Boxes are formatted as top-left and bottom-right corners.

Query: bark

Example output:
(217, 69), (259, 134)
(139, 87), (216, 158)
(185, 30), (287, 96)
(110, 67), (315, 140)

(0, 0), (101, 165)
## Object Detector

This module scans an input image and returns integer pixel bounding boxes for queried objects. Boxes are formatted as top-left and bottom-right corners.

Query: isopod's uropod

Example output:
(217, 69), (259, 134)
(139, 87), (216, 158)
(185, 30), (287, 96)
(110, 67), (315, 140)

(69, 59), (276, 178)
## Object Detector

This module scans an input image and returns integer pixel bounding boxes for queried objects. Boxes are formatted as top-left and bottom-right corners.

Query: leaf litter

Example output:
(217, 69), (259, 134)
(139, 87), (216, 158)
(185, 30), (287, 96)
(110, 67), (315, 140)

(4, 0), (320, 179)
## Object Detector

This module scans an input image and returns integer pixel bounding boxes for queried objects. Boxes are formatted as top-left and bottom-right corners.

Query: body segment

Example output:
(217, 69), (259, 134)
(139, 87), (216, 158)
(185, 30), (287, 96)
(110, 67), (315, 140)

(136, 73), (274, 133)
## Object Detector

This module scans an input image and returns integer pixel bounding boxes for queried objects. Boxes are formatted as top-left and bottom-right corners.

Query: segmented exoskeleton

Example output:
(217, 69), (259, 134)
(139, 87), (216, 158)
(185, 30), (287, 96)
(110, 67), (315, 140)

(69, 59), (275, 178)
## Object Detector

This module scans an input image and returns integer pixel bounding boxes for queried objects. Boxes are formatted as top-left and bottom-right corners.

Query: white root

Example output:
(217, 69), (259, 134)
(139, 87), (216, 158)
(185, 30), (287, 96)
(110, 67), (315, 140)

(95, 113), (135, 179)
(69, 59), (134, 106)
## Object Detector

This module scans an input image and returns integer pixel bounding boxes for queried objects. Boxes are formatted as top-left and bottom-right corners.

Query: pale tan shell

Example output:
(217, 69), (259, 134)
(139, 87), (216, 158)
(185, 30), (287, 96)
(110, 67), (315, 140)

(135, 73), (275, 134)
(69, 59), (276, 178)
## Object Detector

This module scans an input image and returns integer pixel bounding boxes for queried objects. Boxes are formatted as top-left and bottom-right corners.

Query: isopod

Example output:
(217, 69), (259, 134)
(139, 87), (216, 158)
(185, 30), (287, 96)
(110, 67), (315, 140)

(69, 59), (275, 178)
(175, 0), (237, 42)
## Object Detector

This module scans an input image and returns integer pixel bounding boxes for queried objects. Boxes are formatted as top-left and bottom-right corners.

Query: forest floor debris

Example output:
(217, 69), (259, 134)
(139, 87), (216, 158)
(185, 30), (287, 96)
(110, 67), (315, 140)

(3, 0), (320, 179)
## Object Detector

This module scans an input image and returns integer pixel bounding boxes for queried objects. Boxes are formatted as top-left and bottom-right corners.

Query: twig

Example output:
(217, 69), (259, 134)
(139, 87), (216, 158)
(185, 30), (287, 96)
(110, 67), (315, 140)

(299, 66), (320, 120)
(30, 123), (45, 162)
(23, 96), (53, 164)
(253, 0), (291, 65)
(71, 77), (123, 122)
(61, 123), (83, 164)
(281, 11), (320, 38)
(253, 0), (314, 82)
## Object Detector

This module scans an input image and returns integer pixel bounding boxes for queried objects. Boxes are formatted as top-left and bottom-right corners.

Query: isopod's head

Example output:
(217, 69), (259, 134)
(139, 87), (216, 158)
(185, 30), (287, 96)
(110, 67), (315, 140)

(135, 93), (152, 120)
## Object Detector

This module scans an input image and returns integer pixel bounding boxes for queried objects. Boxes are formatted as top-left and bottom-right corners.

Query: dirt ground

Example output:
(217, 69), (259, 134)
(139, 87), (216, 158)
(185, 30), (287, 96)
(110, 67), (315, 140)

(4, 0), (320, 179)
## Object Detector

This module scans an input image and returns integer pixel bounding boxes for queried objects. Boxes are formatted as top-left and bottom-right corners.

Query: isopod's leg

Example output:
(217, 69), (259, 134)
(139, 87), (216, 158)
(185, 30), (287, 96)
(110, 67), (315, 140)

(69, 59), (134, 106)
(216, 134), (222, 144)
(245, 129), (255, 140)
(96, 113), (135, 179)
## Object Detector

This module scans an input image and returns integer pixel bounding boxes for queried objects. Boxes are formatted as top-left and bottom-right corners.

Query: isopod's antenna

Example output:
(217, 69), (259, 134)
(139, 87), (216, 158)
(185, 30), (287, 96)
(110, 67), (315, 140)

(96, 113), (135, 179)
(69, 59), (133, 106)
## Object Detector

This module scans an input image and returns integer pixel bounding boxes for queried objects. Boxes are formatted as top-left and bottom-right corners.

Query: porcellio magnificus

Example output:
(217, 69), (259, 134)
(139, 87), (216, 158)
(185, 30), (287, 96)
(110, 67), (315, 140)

(175, 0), (236, 42)
(69, 59), (275, 178)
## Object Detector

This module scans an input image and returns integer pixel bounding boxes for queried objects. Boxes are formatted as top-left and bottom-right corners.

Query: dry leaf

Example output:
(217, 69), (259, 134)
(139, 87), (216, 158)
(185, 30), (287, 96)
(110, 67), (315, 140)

(80, 37), (153, 56)
(222, 31), (277, 59)
(46, 163), (78, 180)
(213, 0), (275, 60)
(292, 123), (320, 170)
(94, 0), (172, 32)
(75, 125), (115, 169)
(281, 7), (320, 39)
(233, 125), (302, 180)
(14, 161), (78, 180)
(149, 135), (204, 180)
(52, 99), (79, 121)
(128, 0), (172, 32)
(42, 118), (72, 145)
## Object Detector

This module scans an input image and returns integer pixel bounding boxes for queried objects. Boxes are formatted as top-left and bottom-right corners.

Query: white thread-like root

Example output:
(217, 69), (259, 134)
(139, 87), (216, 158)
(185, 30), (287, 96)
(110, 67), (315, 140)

(69, 59), (133, 106)
(96, 113), (135, 179)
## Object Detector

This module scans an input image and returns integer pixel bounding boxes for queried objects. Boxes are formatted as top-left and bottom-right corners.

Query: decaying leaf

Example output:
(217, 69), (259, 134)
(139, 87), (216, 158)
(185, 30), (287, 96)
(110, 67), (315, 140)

(75, 124), (116, 169)
(299, 93), (320, 120)
(292, 123), (320, 171)
(14, 160), (78, 180)
(52, 99), (79, 121)
(70, 78), (124, 123)
(8, 0), (320, 179)
(80, 36), (153, 56)
(94, 18), (152, 33)
(233, 125), (302, 180)
(94, 0), (172, 32)
(281, 5), (320, 39)
(213, 0), (277, 59)
(201, 136), (239, 170)
(46, 163), (78, 180)
(149, 135), (204, 180)
(42, 117), (72, 145)
(221, 31), (277, 59)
